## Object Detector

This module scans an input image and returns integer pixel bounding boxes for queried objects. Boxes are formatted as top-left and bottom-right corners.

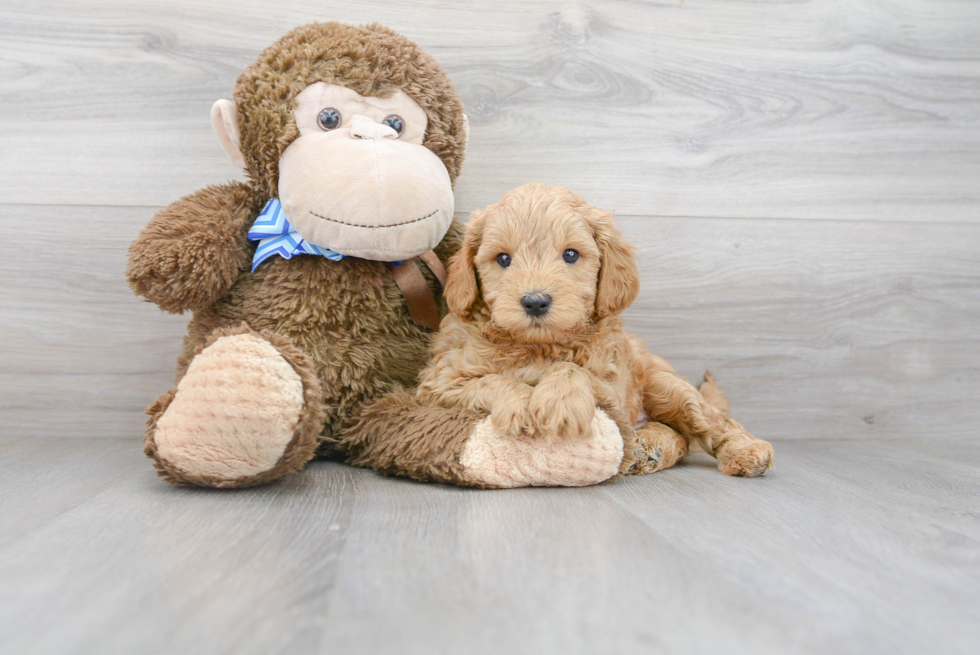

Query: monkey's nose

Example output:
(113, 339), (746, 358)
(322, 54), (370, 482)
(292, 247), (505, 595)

(521, 293), (551, 317)
(348, 114), (398, 140)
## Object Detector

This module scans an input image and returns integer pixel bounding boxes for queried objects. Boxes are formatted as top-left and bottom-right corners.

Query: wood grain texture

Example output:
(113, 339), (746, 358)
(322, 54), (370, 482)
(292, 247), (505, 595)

(0, 438), (977, 654)
(1, 5), (976, 653)
(0, 0), (978, 220)
(620, 214), (980, 441)
(2, 204), (976, 440)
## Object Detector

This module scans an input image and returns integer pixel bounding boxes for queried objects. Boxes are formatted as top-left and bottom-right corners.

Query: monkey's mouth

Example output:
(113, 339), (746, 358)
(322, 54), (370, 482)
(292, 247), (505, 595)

(309, 209), (439, 229)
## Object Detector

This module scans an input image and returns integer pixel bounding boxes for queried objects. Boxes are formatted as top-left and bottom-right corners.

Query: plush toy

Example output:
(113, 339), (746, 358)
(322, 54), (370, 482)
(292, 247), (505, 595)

(128, 22), (469, 487)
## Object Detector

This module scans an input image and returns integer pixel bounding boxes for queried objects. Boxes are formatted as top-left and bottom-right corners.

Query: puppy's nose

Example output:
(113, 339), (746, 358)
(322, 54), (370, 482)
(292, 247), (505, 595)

(521, 293), (551, 317)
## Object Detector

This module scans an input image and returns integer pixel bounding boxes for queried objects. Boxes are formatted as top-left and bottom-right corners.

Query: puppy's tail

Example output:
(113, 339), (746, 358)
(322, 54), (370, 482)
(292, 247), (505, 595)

(682, 371), (732, 454)
(698, 371), (731, 419)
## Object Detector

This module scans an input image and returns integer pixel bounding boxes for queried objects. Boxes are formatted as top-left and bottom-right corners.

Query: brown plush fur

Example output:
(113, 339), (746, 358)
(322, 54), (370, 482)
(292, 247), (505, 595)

(416, 183), (775, 477)
(128, 23), (468, 485)
(343, 387), (488, 486)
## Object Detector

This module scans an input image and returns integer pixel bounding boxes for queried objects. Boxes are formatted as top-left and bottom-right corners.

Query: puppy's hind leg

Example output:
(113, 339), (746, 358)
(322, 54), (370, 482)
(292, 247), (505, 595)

(683, 371), (729, 453)
(698, 372), (776, 475)
(698, 371), (730, 419)
(620, 421), (689, 476)
(643, 370), (774, 477)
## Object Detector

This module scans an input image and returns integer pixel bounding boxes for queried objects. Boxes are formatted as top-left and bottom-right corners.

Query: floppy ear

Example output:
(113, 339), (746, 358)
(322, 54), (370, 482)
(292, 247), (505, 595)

(591, 208), (640, 318)
(210, 99), (246, 169)
(445, 209), (486, 317)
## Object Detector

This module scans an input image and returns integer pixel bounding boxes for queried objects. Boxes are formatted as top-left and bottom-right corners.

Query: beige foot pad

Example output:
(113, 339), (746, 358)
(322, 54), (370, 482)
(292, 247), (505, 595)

(459, 409), (623, 488)
(154, 333), (304, 483)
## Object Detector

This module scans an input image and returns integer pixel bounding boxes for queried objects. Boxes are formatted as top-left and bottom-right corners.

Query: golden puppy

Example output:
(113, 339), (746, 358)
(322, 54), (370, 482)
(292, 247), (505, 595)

(416, 183), (774, 476)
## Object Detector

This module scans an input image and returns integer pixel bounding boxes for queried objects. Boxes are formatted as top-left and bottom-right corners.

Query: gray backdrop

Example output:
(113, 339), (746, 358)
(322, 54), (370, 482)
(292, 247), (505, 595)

(1, 0), (978, 442)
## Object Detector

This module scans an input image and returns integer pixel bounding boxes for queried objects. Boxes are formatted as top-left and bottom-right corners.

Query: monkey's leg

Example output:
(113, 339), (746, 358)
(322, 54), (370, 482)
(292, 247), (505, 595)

(144, 324), (324, 488)
(643, 372), (774, 477)
(341, 390), (624, 488)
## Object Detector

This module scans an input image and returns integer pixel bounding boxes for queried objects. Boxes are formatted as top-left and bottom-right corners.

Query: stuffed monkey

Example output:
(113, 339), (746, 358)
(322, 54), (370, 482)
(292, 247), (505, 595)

(129, 22), (470, 486)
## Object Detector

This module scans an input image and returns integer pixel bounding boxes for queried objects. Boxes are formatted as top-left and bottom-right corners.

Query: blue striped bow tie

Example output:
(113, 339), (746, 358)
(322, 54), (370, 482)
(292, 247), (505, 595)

(247, 199), (345, 272)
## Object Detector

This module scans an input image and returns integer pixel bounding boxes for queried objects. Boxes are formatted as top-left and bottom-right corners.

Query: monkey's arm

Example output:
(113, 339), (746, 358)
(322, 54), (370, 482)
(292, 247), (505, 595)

(126, 182), (258, 313)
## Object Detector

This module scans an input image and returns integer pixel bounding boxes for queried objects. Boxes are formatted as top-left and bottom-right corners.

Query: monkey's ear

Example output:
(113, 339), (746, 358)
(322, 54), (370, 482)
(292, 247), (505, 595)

(445, 208), (485, 318)
(210, 99), (246, 169)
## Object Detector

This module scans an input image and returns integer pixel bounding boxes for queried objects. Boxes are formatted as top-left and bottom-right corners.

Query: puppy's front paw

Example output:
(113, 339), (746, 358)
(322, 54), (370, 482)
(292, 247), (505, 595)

(716, 435), (774, 477)
(489, 387), (533, 436)
(529, 367), (595, 440)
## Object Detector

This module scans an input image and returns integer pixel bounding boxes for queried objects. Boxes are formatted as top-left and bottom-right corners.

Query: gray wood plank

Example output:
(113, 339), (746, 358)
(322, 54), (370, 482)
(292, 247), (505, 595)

(0, 0), (977, 221)
(603, 440), (980, 654)
(0, 439), (356, 655)
(0, 437), (135, 549)
(619, 214), (980, 441)
(0, 204), (188, 440)
(2, 204), (976, 440)
(0, 438), (976, 654)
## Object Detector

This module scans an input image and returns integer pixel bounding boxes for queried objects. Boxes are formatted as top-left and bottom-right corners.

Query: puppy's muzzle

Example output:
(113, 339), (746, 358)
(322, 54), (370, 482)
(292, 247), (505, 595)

(521, 293), (551, 317)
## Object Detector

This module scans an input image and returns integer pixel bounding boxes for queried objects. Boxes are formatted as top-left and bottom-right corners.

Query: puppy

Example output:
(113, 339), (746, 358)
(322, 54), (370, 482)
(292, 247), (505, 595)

(416, 183), (774, 476)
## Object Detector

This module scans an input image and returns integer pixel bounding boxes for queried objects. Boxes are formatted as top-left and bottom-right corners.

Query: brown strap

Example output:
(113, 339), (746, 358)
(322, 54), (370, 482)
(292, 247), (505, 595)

(419, 250), (448, 289)
(388, 259), (442, 330)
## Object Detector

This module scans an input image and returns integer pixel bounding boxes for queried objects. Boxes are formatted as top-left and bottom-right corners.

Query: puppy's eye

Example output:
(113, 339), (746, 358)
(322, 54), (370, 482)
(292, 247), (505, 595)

(317, 107), (342, 131)
(496, 253), (512, 268)
(562, 249), (580, 264)
(383, 114), (405, 136)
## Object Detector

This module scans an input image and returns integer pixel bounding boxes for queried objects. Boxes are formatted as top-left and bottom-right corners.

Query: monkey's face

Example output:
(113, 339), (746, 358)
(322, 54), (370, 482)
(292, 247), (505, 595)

(273, 83), (454, 261)
(214, 23), (467, 262)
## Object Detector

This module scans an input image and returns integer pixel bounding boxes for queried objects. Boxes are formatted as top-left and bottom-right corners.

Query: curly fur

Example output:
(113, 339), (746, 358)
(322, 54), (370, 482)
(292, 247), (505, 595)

(417, 183), (775, 477)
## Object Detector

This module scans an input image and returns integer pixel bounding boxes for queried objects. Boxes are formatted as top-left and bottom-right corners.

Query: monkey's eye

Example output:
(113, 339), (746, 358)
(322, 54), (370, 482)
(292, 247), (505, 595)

(317, 107), (342, 131)
(563, 249), (580, 264)
(496, 253), (512, 268)
(383, 114), (404, 136)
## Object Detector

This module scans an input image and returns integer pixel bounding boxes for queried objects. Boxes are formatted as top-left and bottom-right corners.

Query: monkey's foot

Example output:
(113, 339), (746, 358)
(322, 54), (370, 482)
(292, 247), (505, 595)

(621, 421), (689, 476)
(459, 409), (623, 488)
(144, 326), (322, 488)
(715, 424), (775, 477)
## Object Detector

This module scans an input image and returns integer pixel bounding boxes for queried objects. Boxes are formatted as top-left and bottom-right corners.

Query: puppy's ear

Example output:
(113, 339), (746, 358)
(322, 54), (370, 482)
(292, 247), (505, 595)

(445, 209), (486, 317)
(591, 208), (640, 318)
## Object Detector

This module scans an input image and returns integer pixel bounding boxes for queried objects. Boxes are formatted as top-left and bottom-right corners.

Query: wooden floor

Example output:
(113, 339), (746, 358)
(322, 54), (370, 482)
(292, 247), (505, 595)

(0, 437), (976, 654)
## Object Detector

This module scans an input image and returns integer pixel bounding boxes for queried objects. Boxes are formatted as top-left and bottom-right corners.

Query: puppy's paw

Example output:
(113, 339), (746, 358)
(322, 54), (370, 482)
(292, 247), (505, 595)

(531, 399), (595, 441)
(489, 387), (533, 436)
(716, 436), (774, 477)
(529, 365), (596, 440)
(622, 422), (688, 476)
